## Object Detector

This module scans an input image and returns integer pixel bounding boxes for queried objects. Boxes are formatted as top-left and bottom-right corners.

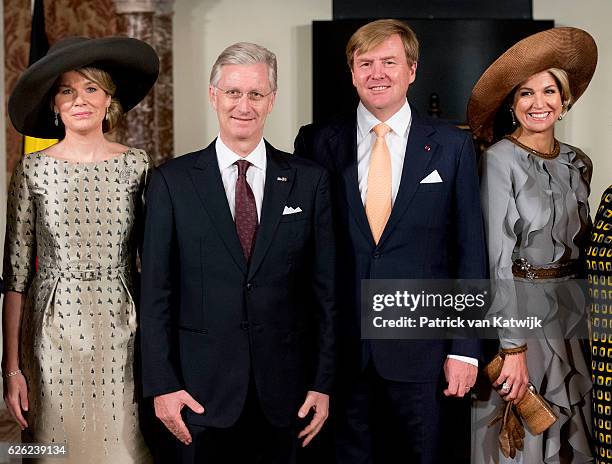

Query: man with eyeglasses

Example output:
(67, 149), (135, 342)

(140, 42), (336, 463)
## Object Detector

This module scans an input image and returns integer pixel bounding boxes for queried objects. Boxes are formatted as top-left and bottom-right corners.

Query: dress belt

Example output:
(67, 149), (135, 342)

(512, 258), (581, 280)
(38, 264), (128, 281)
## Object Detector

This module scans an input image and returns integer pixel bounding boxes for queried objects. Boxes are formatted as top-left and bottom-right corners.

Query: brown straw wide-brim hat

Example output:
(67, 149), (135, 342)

(467, 27), (597, 141)
(9, 36), (160, 138)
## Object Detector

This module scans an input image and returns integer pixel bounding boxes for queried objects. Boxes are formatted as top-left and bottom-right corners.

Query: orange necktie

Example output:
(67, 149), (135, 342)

(365, 123), (392, 244)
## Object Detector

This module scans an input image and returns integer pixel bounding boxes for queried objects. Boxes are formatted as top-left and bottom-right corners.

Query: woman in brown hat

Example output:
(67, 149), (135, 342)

(468, 27), (597, 463)
(2, 37), (158, 463)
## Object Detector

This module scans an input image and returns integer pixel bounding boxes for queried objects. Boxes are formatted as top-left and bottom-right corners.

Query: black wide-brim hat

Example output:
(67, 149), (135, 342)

(468, 27), (597, 142)
(9, 36), (160, 138)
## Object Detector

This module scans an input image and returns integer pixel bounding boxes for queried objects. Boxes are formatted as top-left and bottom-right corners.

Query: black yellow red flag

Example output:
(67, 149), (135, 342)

(24, 0), (57, 154)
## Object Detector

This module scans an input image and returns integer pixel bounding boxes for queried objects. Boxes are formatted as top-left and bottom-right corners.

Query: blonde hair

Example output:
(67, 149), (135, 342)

(346, 19), (419, 70)
(77, 67), (123, 132)
(547, 67), (573, 112)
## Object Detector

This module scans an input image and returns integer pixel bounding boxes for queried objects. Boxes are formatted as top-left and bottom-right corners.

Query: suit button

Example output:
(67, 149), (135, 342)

(246, 283), (253, 291)
(373, 252), (381, 259)
(240, 321), (249, 330)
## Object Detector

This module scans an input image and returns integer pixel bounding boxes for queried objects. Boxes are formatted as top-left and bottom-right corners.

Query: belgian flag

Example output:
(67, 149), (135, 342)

(23, 0), (57, 154)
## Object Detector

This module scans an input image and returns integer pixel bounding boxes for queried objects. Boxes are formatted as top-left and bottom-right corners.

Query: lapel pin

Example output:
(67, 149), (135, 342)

(277, 176), (288, 182)
(424, 145), (431, 152)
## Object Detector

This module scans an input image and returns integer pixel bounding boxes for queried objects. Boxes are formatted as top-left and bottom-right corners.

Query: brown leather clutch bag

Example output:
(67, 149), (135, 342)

(483, 354), (558, 435)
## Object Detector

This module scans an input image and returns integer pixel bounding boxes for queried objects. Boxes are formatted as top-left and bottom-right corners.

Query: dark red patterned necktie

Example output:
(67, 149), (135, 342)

(234, 160), (258, 261)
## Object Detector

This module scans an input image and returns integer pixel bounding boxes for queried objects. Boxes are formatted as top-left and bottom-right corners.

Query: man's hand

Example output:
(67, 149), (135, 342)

(443, 358), (477, 397)
(297, 391), (329, 447)
(154, 390), (205, 445)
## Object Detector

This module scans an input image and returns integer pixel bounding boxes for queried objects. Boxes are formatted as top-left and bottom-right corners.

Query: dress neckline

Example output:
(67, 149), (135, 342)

(38, 148), (131, 165)
(504, 135), (560, 160)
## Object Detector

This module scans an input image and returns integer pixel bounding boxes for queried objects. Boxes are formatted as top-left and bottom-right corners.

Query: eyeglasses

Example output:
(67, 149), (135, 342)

(214, 86), (274, 102)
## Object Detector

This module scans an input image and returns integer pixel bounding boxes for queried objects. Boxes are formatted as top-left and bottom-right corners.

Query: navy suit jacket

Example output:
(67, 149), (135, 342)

(140, 140), (336, 428)
(294, 109), (487, 383)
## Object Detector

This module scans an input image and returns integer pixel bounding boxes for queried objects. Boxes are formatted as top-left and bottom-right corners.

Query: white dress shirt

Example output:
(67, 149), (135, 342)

(356, 100), (411, 206)
(356, 101), (477, 368)
(216, 136), (266, 221)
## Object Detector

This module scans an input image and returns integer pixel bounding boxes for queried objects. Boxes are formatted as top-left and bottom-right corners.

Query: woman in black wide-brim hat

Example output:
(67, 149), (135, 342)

(2, 36), (158, 463)
(468, 27), (597, 463)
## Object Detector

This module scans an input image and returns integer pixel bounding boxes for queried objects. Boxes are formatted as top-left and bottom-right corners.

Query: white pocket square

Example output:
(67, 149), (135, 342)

(420, 170), (443, 184)
(282, 206), (302, 215)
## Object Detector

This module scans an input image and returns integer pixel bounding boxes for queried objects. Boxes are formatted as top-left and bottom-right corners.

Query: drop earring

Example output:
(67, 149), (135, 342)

(105, 107), (110, 121)
(509, 106), (517, 127)
(54, 111), (59, 127)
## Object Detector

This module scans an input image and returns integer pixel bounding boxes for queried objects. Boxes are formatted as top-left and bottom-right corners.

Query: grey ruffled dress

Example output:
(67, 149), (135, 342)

(472, 138), (593, 463)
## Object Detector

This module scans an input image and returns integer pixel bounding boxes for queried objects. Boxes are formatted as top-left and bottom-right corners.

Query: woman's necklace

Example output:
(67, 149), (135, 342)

(505, 135), (560, 160)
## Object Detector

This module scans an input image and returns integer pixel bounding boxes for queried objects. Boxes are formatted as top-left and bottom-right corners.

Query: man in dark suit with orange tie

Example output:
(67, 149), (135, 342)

(140, 42), (336, 464)
(294, 20), (487, 463)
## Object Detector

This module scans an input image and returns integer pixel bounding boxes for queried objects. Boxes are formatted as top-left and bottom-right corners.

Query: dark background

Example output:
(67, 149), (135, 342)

(312, 19), (554, 125)
(333, 0), (533, 20)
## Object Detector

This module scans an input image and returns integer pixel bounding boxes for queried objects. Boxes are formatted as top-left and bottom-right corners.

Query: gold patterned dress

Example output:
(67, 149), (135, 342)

(3, 149), (152, 463)
(587, 185), (612, 464)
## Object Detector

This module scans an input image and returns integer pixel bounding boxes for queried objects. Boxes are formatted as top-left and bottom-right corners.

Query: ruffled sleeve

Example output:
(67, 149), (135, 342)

(564, 144), (592, 252)
(567, 144), (592, 187)
(480, 141), (524, 347)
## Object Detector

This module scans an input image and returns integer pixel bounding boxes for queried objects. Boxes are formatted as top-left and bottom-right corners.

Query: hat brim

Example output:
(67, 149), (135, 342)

(8, 36), (160, 139)
(467, 27), (597, 141)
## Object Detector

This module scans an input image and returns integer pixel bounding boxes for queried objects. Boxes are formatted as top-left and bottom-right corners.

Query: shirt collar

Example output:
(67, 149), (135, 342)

(215, 136), (267, 171)
(356, 99), (412, 142)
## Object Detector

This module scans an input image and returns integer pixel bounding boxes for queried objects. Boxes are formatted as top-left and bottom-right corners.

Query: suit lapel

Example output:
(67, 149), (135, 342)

(190, 142), (247, 275)
(378, 112), (437, 246)
(248, 143), (294, 280)
(333, 120), (375, 246)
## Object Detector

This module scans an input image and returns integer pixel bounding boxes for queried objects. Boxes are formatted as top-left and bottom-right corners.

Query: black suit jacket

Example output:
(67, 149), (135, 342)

(294, 109), (487, 383)
(140, 140), (336, 428)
